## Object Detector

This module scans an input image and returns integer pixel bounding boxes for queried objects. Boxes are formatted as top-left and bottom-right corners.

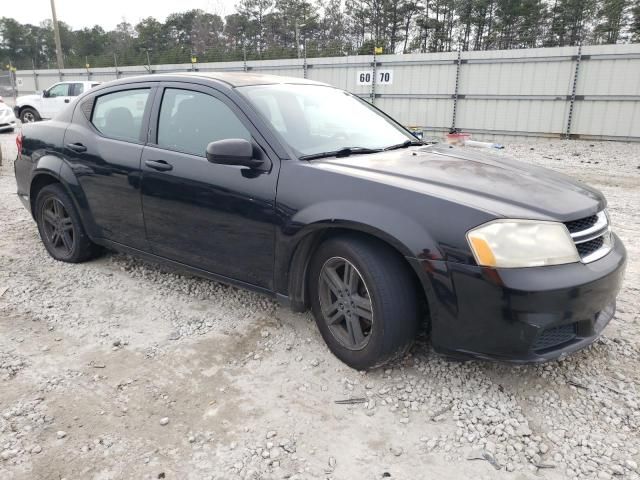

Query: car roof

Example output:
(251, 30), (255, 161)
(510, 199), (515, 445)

(167, 71), (327, 87)
(98, 71), (327, 89)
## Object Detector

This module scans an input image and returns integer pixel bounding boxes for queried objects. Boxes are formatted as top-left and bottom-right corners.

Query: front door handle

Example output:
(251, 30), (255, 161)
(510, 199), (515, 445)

(145, 159), (173, 172)
(64, 98), (70, 103)
(66, 142), (87, 153)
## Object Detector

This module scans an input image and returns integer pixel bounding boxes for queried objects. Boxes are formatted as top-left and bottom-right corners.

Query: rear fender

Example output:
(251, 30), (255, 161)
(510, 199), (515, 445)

(28, 155), (98, 238)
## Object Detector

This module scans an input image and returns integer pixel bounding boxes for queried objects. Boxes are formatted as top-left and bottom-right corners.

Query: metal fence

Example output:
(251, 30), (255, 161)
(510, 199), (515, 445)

(0, 71), (15, 106)
(11, 43), (640, 142)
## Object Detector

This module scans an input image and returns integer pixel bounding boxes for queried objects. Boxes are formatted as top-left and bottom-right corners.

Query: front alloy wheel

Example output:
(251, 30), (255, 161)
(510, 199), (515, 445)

(318, 257), (373, 350)
(309, 235), (420, 370)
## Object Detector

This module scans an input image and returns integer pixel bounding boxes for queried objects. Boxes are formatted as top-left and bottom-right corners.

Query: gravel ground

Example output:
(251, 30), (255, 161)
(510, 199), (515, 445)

(0, 132), (639, 480)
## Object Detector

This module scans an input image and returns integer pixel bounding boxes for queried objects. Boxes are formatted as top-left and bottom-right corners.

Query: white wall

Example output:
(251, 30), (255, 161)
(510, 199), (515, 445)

(15, 44), (640, 142)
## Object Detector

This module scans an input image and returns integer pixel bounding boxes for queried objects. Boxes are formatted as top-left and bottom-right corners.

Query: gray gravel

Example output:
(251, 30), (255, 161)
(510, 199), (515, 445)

(0, 131), (639, 479)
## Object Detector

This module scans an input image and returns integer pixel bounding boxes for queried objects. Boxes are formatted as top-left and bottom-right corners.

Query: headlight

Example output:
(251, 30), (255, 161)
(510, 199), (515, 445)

(467, 220), (580, 268)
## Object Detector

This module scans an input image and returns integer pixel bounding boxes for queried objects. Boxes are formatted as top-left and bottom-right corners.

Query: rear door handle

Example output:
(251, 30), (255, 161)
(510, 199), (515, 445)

(145, 159), (173, 172)
(66, 142), (87, 153)
(64, 98), (70, 103)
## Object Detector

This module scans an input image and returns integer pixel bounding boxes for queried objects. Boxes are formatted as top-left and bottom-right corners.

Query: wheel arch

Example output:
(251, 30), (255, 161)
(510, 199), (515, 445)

(29, 172), (61, 217)
(29, 160), (98, 239)
(281, 222), (430, 320)
(17, 104), (39, 118)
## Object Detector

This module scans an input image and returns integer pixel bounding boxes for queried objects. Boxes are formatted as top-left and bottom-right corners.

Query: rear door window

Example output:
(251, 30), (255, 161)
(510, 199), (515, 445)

(156, 88), (251, 157)
(69, 83), (85, 96)
(91, 89), (151, 142)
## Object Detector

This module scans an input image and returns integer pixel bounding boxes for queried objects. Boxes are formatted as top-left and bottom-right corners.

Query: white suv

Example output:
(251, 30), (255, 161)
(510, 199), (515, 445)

(15, 81), (101, 123)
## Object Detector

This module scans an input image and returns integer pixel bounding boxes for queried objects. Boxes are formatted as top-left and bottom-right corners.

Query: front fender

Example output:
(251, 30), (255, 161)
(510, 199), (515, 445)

(287, 200), (438, 258)
(274, 200), (442, 302)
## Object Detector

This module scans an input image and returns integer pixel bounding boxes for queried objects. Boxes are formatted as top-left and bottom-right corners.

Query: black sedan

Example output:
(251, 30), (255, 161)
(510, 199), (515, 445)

(14, 73), (626, 369)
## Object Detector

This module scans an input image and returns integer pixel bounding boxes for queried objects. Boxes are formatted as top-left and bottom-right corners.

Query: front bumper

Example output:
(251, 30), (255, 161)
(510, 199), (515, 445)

(413, 233), (627, 363)
(0, 110), (16, 131)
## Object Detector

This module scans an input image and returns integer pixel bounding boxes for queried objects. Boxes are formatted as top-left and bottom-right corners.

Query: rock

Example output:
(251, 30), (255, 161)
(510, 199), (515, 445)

(1, 449), (16, 461)
(31, 445), (42, 454)
(159, 417), (169, 426)
(328, 456), (337, 468)
(610, 464), (624, 475)
(310, 359), (320, 367)
(57, 431), (67, 439)
(390, 446), (403, 457)
(266, 430), (277, 439)
(625, 460), (638, 471)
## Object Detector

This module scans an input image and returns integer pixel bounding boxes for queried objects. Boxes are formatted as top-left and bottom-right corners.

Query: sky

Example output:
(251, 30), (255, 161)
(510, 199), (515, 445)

(3, 0), (238, 30)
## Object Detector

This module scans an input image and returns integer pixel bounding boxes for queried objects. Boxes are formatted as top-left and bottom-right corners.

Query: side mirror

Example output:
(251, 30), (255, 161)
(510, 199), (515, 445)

(206, 138), (264, 169)
(42, 90), (49, 98)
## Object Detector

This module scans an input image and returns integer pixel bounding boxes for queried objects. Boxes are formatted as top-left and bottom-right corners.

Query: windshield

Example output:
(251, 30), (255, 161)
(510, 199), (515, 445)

(237, 84), (417, 158)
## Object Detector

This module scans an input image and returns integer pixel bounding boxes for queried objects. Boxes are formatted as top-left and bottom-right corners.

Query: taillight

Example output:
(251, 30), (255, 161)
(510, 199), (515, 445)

(16, 132), (23, 159)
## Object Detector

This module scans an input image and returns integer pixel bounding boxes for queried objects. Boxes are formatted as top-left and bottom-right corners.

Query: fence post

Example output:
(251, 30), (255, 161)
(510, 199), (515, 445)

(114, 53), (119, 79)
(371, 49), (378, 105)
(32, 58), (39, 92)
(451, 45), (463, 131)
(9, 61), (17, 105)
(565, 43), (582, 139)
(243, 41), (248, 72)
(302, 38), (307, 79)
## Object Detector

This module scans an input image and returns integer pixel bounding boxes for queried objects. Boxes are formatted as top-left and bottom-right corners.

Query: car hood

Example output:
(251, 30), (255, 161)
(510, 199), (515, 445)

(308, 144), (605, 221)
(16, 94), (41, 105)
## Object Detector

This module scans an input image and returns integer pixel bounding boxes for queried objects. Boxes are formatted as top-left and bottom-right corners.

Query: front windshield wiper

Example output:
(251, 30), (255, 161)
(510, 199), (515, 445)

(383, 139), (425, 151)
(299, 147), (383, 161)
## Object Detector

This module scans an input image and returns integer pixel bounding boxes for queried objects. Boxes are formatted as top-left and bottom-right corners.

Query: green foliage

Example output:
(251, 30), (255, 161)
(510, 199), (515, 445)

(0, 0), (637, 70)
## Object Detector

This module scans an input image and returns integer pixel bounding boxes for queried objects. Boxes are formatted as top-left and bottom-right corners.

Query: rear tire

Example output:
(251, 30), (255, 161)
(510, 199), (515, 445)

(35, 184), (100, 263)
(309, 235), (420, 370)
(20, 107), (40, 124)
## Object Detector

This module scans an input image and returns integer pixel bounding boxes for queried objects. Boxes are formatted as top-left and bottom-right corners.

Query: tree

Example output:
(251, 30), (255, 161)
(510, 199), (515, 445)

(593, 0), (629, 43)
(546, 0), (598, 46)
(632, 0), (640, 41)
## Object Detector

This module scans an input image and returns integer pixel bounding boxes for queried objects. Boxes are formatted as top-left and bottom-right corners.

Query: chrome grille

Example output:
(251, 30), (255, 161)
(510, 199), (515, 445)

(564, 210), (612, 263)
(565, 215), (598, 234)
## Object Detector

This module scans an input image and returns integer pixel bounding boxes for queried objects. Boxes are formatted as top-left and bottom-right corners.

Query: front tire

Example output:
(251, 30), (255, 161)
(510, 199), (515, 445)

(35, 184), (100, 263)
(20, 107), (40, 124)
(309, 235), (420, 370)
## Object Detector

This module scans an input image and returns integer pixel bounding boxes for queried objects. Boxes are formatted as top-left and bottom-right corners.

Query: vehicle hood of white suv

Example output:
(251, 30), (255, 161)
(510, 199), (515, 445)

(16, 94), (42, 106)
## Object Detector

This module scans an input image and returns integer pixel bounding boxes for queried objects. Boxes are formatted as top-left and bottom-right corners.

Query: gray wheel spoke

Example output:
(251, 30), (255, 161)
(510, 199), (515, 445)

(322, 267), (344, 296)
(346, 317), (366, 346)
(60, 229), (73, 251)
(52, 200), (62, 217)
(50, 230), (60, 246)
(352, 294), (373, 320)
(343, 262), (358, 293)
(43, 210), (57, 226)
(326, 310), (344, 325)
(60, 217), (73, 231)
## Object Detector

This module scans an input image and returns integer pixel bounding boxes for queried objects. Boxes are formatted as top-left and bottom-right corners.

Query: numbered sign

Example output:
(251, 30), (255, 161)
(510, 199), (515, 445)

(356, 70), (393, 85)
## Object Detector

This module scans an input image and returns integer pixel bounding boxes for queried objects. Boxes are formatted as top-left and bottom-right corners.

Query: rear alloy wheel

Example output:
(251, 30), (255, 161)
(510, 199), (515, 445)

(309, 235), (420, 370)
(35, 183), (100, 263)
(20, 107), (40, 124)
